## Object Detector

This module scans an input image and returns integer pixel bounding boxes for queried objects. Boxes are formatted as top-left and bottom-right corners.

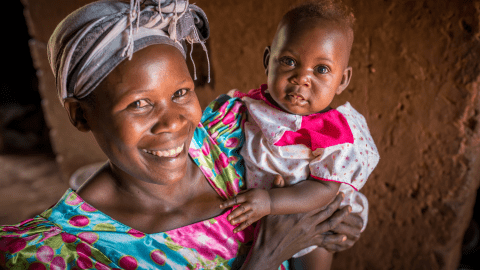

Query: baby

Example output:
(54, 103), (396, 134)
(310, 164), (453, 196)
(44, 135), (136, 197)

(220, 0), (379, 266)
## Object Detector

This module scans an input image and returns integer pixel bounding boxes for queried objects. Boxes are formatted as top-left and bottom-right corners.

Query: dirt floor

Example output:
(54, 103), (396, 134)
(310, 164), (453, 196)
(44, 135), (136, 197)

(0, 154), (69, 225)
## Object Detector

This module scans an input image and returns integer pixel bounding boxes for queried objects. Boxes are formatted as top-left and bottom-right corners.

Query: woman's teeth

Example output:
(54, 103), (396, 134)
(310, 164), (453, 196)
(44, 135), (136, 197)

(143, 144), (184, 157)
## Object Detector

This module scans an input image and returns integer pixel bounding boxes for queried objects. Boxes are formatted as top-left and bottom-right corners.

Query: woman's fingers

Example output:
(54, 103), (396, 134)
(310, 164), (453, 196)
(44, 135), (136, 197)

(330, 222), (360, 241)
(323, 238), (356, 252)
(315, 205), (351, 235)
(314, 233), (347, 247)
(342, 212), (364, 230)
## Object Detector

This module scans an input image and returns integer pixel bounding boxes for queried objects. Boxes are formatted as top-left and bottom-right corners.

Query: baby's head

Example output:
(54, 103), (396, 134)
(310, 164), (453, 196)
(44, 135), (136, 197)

(264, 0), (355, 115)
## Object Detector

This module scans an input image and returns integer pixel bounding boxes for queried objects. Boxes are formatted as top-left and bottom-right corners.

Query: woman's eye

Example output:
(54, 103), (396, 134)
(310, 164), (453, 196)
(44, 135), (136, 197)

(280, 57), (296, 67)
(316, 66), (329, 74)
(128, 99), (150, 110)
(173, 89), (189, 98)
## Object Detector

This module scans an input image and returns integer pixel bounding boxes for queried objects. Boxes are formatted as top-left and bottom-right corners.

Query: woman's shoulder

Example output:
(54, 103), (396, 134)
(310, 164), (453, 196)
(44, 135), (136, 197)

(189, 95), (247, 199)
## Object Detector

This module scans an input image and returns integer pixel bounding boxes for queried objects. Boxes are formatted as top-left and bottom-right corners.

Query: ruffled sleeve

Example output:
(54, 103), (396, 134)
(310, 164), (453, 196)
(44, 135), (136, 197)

(309, 102), (379, 191)
(189, 94), (248, 199)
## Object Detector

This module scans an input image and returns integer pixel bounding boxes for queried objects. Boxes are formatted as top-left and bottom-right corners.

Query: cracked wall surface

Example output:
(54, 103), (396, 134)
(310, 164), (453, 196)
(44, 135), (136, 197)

(21, 0), (480, 269)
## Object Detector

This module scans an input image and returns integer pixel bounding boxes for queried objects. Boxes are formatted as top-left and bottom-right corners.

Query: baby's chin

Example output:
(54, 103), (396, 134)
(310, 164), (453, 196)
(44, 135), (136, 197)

(279, 103), (317, 116)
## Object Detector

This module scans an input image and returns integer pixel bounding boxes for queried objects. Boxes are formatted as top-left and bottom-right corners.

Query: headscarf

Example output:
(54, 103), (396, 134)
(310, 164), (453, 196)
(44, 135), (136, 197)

(47, 0), (210, 105)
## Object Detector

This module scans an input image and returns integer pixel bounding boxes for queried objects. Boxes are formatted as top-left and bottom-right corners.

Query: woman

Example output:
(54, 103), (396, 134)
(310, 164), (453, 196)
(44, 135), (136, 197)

(0, 0), (365, 269)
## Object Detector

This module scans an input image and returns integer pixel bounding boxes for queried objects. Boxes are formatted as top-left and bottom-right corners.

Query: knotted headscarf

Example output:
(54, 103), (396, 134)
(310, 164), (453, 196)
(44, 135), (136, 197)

(48, 0), (210, 105)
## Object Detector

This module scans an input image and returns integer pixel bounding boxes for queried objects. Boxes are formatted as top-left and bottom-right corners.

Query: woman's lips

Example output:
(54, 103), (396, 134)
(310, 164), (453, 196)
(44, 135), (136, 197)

(142, 143), (185, 158)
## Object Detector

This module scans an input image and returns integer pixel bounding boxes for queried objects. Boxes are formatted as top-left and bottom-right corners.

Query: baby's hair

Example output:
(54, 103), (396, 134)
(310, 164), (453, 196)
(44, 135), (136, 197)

(283, 0), (355, 32)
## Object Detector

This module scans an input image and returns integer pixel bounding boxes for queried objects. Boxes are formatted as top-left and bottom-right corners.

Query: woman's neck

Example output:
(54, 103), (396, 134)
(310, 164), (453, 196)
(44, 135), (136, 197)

(75, 158), (224, 233)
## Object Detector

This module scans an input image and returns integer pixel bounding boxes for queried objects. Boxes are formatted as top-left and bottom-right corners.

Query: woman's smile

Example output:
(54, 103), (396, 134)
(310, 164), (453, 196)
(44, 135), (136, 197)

(142, 143), (184, 157)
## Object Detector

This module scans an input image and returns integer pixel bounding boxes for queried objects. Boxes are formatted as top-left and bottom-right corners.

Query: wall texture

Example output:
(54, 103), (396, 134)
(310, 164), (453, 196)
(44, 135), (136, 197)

(22, 0), (480, 269)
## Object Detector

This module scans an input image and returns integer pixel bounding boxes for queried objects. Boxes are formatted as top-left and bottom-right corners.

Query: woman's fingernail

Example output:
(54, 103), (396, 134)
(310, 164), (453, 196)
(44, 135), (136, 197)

(342, 236), (347, 241)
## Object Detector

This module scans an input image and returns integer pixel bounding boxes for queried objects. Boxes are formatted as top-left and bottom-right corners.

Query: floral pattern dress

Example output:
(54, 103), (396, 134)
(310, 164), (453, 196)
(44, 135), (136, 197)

(0, 95), (289, 270)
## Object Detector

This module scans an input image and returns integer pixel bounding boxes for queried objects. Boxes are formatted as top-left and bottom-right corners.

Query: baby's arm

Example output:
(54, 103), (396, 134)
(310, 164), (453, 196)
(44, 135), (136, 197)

(220, 177), (340, 233)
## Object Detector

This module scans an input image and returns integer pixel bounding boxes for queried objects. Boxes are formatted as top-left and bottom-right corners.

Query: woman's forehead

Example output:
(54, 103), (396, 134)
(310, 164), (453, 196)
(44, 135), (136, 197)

(97, 45), (191, 99)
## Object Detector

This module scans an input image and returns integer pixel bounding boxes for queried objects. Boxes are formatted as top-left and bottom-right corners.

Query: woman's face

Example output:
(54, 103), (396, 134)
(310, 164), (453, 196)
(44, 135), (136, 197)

(84, 44), (202, 185)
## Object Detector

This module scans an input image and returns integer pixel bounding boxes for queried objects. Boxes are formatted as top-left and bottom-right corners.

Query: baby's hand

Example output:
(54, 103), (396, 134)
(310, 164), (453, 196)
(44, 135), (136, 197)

(219, 189), (271, 233)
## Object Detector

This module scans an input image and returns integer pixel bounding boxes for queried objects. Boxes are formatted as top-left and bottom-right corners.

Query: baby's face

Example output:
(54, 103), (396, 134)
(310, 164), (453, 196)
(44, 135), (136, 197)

(84, 44), (202, 185)
(266, 18), (352, 115)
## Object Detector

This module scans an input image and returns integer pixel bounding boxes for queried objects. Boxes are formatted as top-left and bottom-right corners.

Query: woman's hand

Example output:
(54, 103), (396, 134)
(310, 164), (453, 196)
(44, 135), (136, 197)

(322, 211), (363, 252)
(240, 193), (351, 270)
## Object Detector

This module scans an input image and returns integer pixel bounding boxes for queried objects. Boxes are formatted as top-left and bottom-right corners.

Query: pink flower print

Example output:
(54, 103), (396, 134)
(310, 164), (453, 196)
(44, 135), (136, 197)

(167, 211), (254, 261)
(225, 137), (239, 148)
(345, 157), (350, 161)
(199, 166), (214, 178)
(360, 152), (363, 155)
(218, 153), (230, 169)
(207, 118), (221, 129)
(323, 164), (328, 168)
(332, 155), (336, 160)
(366, 150), (369, 154)
(360, 137), (364, 141)
(342, 166), (345, 168)
(229, 156), (238, 164)
(355, 159), (358, 162)
(210, 132), (219, 144)
(201, 143), (211, 156)
(189, 148), (201, 158)
(231, 102), (243, 113)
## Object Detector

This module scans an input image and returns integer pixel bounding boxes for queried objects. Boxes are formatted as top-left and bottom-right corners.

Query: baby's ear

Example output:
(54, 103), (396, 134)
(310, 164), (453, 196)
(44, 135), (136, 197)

(336, 66), (353, 95)
(63, 98), (91, 132)
(263, 46), (271, 75)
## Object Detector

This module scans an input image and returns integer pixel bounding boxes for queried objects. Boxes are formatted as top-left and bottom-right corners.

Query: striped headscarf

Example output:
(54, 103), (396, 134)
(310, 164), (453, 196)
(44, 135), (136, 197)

(48, 0), (210, 104)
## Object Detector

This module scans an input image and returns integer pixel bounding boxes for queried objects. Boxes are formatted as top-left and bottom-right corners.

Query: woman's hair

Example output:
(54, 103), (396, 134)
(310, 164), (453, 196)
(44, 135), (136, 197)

(283, 0), (355, 31)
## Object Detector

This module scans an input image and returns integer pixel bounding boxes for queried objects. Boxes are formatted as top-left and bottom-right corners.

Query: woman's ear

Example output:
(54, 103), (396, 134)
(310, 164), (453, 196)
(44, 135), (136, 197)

(263, 46), (271, 75)
(63, 98), (91, 132)
(336, 66), (353, 95)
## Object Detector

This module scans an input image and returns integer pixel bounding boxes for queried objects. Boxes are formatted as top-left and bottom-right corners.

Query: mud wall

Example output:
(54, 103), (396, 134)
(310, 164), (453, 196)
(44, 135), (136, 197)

(21, 0), (480, 269)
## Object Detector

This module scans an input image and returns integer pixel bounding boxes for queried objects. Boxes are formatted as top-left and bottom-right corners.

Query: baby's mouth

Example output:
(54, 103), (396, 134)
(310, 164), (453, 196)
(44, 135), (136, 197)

(287, 93), (308, 105)
(142, 143), (184, 158)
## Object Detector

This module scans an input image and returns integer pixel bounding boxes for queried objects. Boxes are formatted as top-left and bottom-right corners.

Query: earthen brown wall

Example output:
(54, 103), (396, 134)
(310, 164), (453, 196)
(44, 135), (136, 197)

(21, 0), (480, 269)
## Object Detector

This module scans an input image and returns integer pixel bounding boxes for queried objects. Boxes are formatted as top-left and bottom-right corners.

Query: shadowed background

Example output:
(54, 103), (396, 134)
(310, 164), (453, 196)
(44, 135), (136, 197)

(1, 0), (480, 269)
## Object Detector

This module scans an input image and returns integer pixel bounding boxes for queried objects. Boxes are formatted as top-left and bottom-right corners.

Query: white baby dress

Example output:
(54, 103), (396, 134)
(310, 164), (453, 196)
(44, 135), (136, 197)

(232, 85), (379, 257)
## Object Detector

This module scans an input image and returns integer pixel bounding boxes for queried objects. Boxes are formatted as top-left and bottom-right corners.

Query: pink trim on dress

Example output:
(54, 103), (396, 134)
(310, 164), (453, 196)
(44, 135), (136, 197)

(309, 175), (359, 191)
(275, 107), (354, 151)
(242, 84), (354, 151)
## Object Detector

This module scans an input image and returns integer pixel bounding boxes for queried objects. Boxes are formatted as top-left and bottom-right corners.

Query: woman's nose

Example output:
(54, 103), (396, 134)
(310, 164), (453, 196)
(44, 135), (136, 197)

(290, 69), (311, 87)
(150, 109), (187, 134)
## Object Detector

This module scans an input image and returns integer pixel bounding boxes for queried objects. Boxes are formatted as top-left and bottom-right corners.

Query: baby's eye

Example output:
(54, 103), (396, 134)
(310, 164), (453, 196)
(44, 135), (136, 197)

(173, 89), (189, 98)
(128, 99), (150, 110)
(280, 57), (296, 67)
(316, 66), (330, 74)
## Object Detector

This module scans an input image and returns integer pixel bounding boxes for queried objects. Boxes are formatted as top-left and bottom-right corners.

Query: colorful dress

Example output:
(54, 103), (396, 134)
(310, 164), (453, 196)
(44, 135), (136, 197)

(232, 85), (379, 257)
(0, 95), (289, 270)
